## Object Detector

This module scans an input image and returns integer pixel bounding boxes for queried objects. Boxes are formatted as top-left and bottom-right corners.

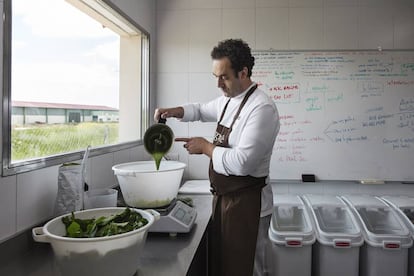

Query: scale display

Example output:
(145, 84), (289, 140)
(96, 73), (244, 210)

(148, 200), (197, 234)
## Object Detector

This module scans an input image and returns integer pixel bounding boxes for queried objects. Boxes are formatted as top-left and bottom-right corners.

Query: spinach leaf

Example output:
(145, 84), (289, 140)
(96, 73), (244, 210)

(61, 208), (148, 238)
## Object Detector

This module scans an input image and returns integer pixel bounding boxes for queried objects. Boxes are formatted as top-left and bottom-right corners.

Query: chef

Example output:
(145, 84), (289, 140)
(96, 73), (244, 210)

(154, 38), (280, 276)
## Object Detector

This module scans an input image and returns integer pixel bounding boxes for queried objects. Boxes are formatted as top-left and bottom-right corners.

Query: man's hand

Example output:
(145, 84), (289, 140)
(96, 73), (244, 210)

(154, 107), (184, 122)
(175, 137), (215, 158)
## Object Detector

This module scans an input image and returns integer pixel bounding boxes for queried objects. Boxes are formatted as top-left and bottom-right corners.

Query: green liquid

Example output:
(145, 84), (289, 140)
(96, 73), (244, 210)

(152, 152), (164, 170)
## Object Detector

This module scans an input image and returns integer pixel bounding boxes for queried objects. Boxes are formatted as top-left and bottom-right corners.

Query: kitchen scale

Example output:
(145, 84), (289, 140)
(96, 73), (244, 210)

(147, 198), (197, 235)
(115, 187), (197, 235)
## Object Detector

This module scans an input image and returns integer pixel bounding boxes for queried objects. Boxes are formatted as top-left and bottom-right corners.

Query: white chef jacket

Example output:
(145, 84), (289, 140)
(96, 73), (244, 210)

(181, 83), (280, 217)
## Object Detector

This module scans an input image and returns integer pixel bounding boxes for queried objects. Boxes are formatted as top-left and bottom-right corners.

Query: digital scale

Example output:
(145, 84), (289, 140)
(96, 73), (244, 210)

(147, 199), (197, 235)
(116, 186), (197, 235)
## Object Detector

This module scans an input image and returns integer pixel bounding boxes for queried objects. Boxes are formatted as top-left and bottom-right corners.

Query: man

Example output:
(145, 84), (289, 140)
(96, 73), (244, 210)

(154, 39), (280, 276)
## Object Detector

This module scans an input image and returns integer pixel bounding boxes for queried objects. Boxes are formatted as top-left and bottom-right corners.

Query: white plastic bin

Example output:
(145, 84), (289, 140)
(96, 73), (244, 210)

(302, 194), (363, 276)
(381, 195), (414, 276)
(268, 194), (315, 276)
(342, 195), (412, 276)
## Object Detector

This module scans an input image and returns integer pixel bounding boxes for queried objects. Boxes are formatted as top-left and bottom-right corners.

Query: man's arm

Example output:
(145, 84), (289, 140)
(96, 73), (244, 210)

(154, 107), (184, 121)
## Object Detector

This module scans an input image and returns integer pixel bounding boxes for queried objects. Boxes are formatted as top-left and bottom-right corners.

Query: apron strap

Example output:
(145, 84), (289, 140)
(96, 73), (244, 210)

(218, 83), (258, 127)
(229, 84), (257, 130)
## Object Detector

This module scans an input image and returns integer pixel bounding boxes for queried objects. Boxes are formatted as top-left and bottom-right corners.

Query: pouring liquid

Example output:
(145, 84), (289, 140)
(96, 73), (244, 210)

(144, 120), (173, 171)
(152, 152), (164, 171)
(152, 134), (166, 170)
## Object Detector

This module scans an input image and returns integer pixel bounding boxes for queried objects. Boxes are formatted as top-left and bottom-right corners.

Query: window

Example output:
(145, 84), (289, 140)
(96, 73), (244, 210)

(2, 0), (150, 175)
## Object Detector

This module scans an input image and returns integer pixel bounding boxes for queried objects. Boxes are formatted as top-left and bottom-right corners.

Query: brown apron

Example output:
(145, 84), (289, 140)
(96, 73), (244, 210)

(209, 84), (266, 276)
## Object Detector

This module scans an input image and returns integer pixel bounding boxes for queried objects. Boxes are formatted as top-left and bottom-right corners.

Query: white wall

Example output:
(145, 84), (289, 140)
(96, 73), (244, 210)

(154, 0), (414, 180)
(0, 0), (155, 243)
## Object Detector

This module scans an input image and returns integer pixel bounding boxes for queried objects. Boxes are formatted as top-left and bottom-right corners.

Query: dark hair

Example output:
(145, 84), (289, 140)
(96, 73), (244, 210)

(210, 39), (255, 78)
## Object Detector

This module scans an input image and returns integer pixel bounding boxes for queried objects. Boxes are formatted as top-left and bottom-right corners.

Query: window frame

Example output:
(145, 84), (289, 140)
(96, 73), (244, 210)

(1, 0), (151, 176)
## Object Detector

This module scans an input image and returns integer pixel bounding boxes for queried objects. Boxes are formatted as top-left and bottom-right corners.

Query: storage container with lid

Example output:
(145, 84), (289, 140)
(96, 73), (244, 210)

(302, 194), (363, 276)
(268, 194), (315, 276)
(341, 195), (412, 276)
(380, 195), (414, 276)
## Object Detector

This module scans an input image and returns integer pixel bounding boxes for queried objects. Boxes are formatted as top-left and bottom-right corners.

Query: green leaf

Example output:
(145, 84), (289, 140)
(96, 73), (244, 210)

(63, 208), (148, 238)
(67, 221), (82, 238)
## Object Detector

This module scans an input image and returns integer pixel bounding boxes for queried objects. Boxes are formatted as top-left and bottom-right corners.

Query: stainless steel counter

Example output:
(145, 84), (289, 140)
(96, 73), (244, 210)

(136, 195), (212, 276)
(0, 195), (212, 276)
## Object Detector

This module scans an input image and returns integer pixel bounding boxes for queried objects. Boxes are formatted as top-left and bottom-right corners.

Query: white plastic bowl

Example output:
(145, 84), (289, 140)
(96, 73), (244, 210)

(32, 207), (159, 276)
(112, 160), (186, 208)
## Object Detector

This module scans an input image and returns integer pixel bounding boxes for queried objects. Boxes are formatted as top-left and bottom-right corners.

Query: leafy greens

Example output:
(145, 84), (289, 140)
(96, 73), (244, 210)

(61, 208), (148, 238)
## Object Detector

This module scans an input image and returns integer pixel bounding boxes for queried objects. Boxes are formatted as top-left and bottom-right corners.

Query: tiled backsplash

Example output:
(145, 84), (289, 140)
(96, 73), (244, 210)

(0, 146), (151, 243)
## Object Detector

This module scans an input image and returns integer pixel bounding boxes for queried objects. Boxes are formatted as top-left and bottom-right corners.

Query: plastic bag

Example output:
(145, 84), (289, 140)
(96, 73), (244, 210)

(53, 146), (90, 216)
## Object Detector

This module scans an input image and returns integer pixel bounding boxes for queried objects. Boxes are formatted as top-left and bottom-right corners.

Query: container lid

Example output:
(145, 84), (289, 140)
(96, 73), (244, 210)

(342, 195), (412, 248)
(269, 195), (315, 247)
(302, 194), (348, 207)
(381, 196), (414, 208)
(341, 195), (386, 208)
(302, 195), (363, 247)
(273, 194), (305, 206)
(381, 196), (414, 238)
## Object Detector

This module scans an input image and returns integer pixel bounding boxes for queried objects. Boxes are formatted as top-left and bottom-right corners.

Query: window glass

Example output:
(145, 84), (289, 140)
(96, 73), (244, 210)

(3, 0), (149, 174)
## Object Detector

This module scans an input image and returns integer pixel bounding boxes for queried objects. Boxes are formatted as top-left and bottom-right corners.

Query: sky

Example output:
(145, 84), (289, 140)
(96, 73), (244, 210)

(11, 0), (120, 108)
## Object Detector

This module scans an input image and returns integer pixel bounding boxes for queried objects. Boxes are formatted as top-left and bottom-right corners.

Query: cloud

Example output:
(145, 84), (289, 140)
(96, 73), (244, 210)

(12, 60), (120, 108)
(11, 0), (122, 108)
(84, 40), (120, 64)
(13, 0), (113, 38)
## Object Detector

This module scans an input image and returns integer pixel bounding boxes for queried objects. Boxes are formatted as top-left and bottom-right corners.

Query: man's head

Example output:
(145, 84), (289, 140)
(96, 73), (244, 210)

(211, 39), (255, 77)
(211, 39), (255, 97)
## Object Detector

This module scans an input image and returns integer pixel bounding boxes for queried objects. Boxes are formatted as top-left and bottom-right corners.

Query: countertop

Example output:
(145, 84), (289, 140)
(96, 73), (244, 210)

(136, 195), (212, 276)
(0, 195), (213, 276)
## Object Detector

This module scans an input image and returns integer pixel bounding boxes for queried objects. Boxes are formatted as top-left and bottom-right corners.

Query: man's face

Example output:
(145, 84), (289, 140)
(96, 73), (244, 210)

(212, 57), (243, 98)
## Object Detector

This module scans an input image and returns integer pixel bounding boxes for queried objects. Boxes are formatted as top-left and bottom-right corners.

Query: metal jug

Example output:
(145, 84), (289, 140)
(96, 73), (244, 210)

(143, 118), (174, 170)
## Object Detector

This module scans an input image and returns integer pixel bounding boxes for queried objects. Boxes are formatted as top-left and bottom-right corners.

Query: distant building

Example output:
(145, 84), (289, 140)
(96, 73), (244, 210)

(12, 101), (119, 125)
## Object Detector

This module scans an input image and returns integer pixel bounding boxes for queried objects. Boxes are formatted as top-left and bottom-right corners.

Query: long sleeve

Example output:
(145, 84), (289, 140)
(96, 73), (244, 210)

(181, 98), (223, 123)
(211, 91), (280, 177)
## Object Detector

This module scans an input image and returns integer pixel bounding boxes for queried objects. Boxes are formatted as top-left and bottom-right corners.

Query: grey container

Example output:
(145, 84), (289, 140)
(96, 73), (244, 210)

(381, 196), (414, 276)
(268, 194), (315, 276)
(302, 194), (363, 276)
(342, 195), (412, 276)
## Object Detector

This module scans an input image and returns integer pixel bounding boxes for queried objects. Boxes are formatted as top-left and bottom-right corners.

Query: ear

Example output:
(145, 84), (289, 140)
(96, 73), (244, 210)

(239, 67), (248, 79)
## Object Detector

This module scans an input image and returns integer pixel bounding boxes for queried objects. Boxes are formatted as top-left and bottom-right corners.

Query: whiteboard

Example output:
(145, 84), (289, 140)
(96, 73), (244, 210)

(252, 50), (414, 181)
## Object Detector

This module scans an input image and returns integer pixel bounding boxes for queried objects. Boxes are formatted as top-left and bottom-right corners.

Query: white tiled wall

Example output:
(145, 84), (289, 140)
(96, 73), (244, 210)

(255, 8), (289, 50)
(358, 6), (394, 49)
(189, 9), (222, 72)
(0, 176), (17, 240)
(222, 9), (256, 47)
(324, 7), (359, 49)
(16, 166), (59, 232)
